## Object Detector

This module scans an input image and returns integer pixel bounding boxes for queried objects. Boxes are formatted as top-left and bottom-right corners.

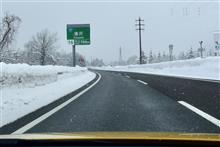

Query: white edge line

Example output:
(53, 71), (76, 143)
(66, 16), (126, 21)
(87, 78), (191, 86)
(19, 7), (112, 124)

(178, 101), (220, 128)
(137, 80), (148, 85)
(12, 72), (102, 134)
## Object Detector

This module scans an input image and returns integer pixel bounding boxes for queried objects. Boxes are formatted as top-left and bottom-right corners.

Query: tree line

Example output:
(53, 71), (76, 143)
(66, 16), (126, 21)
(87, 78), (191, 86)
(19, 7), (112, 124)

(110, 45), (218, 66)
(0, 13), (85, 66)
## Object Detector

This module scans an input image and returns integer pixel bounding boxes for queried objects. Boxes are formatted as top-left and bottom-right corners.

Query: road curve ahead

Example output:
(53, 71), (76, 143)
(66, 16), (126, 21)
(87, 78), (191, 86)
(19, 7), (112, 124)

(26, 70), (220, 133)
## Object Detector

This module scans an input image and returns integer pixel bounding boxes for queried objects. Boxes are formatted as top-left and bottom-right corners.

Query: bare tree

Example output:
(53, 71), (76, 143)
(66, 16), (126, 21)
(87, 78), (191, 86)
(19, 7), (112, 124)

(0, 13), (21, 61)
(90, 58), (105, 67)
(25, 29), (58, 65)
(54, 52), (86, 67)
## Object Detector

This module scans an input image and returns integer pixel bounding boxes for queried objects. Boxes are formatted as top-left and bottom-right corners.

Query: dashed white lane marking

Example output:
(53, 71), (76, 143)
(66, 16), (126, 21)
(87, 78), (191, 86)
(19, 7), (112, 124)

(125, 75), (130, 78)
(12, 73), (102, 134)
(137, 80), (148, 85)
(178, 101), (220, 128)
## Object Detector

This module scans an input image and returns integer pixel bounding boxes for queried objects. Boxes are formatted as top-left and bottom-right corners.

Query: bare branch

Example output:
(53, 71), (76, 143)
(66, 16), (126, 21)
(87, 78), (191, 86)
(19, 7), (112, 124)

(0, 13), (21, 53)
(24, 29), (58, 65)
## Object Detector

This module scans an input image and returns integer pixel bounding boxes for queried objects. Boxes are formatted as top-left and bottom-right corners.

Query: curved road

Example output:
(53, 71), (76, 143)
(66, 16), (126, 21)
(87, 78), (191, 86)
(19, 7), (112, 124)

(24, 70), (220, 133)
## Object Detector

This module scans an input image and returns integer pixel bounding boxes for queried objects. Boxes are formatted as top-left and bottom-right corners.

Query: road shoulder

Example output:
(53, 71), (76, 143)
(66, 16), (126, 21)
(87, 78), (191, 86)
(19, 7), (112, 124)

(0, 72), (100, 134)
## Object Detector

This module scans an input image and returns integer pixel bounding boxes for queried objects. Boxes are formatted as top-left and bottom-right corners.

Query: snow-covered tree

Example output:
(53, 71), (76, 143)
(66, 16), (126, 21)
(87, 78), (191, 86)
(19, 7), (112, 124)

(53, 51), (86, 67)
(214, 41), (220, 56)
(0, 13), (21, 62)
(141, 50), (147, 64)
(24, 29), (58, 65)
(187, 47), (195, 59)
(90, 58), (105, 67)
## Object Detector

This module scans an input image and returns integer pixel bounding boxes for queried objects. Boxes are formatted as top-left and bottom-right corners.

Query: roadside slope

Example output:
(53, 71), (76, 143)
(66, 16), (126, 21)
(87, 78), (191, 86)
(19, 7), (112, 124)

(0, 63), (96, 127)
(93, 57), (220, 80)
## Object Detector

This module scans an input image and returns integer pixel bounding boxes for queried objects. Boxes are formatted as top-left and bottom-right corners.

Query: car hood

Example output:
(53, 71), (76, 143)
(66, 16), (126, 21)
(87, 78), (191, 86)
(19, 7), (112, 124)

(0, 132), (219, 141)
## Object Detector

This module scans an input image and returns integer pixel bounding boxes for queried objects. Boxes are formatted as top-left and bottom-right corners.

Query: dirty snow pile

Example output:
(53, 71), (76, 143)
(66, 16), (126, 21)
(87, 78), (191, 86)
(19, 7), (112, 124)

(96, 57), (220, 80)
(0, 63), (96, 127)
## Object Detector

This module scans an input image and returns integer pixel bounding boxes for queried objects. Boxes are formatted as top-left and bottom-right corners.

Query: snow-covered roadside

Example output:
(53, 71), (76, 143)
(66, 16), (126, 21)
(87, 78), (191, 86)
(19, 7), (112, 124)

(0, 63), (89, 88)
(93, 57), (220, 80)
(0, 63), (96, 127)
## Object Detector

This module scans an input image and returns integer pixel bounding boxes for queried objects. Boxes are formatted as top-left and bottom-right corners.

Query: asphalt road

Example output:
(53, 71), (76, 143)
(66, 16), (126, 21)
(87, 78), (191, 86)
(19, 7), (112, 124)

(26, 70), (219, 133)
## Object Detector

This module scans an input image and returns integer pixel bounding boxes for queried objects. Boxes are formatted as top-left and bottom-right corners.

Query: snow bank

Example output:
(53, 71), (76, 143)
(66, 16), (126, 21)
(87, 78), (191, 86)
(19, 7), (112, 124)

(0, 63), (87, 88)
(0, 63), (96, 127)
(95, 57), (220, 80)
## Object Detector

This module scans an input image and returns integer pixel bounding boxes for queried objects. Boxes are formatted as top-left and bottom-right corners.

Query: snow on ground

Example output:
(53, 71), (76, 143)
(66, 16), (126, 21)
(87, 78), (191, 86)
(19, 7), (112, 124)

(94, 57), (220, 80)
(0, 63), (96, 127)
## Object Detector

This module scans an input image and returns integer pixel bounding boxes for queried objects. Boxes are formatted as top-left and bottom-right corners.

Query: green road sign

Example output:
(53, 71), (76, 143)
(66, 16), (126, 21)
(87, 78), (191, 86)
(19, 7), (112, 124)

(67, 24), (90, 45)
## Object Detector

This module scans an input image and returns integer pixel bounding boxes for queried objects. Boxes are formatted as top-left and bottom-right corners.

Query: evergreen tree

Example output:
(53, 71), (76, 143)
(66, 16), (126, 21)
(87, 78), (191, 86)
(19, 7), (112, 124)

(141, 51), (147, 64)
(187, 47), (195, 59)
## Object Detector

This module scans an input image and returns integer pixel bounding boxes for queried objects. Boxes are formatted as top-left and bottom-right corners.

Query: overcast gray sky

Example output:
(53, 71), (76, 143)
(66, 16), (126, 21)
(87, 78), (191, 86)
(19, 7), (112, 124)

(1, 0), (219, 63)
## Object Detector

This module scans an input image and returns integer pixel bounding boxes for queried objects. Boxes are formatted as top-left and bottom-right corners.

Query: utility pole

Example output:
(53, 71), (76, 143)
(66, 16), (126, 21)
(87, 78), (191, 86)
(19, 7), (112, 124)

(119, 46), (122, 65)
(135, 17), (145, 64)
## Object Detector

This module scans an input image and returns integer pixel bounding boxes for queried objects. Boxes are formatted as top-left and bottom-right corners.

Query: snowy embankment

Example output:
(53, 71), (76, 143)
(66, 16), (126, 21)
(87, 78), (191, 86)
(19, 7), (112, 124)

(95, 57), (220, 80)
(0, 63), (96, 127)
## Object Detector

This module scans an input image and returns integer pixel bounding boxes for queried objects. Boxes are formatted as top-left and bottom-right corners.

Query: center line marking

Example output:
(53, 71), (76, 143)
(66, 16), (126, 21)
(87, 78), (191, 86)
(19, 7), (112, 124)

(11, 73), (102, 134)
(178, 101), (220, 128)
(137, 80), (148, 85)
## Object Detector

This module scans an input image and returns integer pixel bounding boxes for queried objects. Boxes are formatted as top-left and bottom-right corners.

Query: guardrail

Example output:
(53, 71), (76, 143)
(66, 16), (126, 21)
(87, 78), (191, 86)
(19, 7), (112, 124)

(99, 70), (220, 120)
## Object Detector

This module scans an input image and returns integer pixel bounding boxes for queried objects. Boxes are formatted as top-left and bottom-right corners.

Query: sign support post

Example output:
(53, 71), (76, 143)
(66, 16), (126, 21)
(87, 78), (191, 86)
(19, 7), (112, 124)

(72, 45), (76, 67)
(67, 24), (90, 67)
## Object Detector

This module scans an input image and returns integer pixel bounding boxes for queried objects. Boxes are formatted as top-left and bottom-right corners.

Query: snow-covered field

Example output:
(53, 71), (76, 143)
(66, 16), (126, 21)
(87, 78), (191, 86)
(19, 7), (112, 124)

(94, 57), (220, 80)
(0, 63), (96, 127)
